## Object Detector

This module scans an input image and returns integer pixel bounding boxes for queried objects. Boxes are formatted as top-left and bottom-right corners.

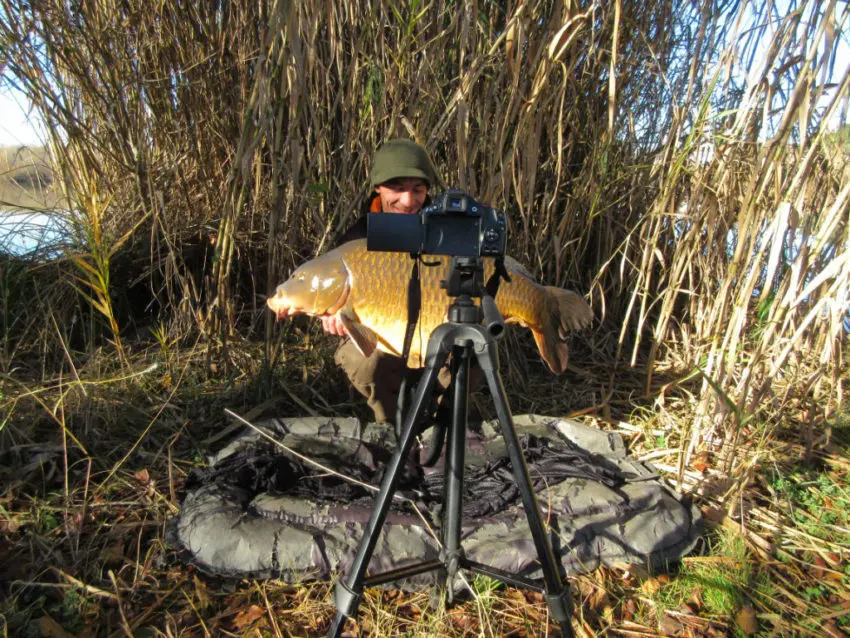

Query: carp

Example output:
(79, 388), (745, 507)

(267, 239), (591, 373)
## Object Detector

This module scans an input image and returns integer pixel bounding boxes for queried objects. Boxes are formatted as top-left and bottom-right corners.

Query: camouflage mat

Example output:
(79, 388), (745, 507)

(168, 415), (702, 587)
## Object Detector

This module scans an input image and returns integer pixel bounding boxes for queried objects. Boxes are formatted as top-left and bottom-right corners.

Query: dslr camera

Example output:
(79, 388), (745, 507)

(367, 188), (507, 258)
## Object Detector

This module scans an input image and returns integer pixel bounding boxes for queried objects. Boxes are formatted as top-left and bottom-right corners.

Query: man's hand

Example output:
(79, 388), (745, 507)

(320, 314), (349, 336)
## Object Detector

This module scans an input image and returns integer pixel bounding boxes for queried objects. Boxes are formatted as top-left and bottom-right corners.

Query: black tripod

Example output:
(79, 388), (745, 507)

(327, 258), (574, 638)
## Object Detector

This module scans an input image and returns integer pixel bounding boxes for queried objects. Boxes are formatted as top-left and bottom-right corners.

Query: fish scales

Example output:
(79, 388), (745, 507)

(267, 239), (592, 373)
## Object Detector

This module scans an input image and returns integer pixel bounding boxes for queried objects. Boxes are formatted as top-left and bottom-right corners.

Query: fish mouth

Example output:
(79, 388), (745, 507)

(266, 280), (350, 320)
(266, 295), (298, 319)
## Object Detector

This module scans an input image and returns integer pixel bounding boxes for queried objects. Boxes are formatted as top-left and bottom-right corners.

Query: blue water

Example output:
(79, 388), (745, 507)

(0, 209), (70, 257)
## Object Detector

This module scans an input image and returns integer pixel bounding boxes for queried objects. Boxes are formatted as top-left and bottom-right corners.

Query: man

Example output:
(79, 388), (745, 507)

(322, 138), (448, 425)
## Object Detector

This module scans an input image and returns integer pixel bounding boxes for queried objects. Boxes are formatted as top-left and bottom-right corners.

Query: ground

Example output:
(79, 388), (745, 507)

(0, 334), (848, 637)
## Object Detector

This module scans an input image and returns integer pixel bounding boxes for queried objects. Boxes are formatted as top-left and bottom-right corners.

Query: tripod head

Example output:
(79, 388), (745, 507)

(441, 256), (506, 338)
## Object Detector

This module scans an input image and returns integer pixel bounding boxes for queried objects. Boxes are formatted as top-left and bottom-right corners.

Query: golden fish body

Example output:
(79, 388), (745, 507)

(267, 239), (592, 373)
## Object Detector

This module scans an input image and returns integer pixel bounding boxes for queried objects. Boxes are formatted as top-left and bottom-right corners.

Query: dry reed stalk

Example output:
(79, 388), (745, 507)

(1, 0), (847, 486)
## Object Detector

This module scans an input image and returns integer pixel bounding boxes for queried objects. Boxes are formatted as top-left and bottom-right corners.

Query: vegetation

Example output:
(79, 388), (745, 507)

(0, 0), (848, 635)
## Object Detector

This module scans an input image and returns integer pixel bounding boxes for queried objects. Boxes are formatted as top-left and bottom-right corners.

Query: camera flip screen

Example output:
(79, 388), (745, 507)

(423, 215), (480, 257)
(366, 213), (422, 254)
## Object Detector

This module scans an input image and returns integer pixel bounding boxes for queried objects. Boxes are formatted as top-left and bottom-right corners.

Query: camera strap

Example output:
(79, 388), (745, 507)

(485, 257), (511, 298)
(396, 255), (422, 432)
(401, 255), (422, 364)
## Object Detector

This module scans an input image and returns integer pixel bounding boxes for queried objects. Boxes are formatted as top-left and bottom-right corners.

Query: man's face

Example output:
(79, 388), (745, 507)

(375, 178), (428, 214)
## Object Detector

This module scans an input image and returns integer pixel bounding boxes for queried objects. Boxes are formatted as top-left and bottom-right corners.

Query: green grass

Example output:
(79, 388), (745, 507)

(767, 466), (850, 545)
(654, 528), (753, 618)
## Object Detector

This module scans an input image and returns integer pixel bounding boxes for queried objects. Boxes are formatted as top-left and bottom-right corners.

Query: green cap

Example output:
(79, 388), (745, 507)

(370, 139), (437, 189)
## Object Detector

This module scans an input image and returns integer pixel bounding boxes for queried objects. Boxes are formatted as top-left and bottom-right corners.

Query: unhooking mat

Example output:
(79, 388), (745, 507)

(168, 415), (702, 586)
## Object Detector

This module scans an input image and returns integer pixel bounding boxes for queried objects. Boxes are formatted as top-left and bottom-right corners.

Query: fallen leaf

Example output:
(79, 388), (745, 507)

(824, 619), (845, 637)
(232, 604), (265, 630)
(641, 577), (661, 595)
(99, 541), (125, 566)
(734, 605), (758, 635)
(0, 517), (22, 533)
(701, 506), (726, 524)
(38, 615), (75, 638)
(812, 555), (829, 578)
(193, 574), (211, 611)
(588, 586), (609, 610)
(659, 612), (685, 636)
(689, 586), (704, 610)
(692, 450), (712, 473)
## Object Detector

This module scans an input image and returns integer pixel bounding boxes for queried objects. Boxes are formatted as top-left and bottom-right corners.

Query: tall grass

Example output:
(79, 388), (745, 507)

(0, 0), (847, 473)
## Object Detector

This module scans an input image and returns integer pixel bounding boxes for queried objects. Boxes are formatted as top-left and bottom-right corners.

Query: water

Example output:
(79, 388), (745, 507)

(0, 209), (70, 257)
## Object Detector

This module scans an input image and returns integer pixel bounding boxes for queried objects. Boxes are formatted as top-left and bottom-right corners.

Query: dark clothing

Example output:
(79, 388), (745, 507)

(337, 214), (368, 245)
(334, 339), (453, 425)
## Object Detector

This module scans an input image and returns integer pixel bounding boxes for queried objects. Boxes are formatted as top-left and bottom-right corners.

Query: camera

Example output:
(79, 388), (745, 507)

(367, 188), (507, 258)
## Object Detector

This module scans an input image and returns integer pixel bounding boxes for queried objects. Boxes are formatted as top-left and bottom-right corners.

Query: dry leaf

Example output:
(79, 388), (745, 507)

(232, 604), (265, 630)
(701, 506), (727, 524)
(38, 615), (75, 638)
(824, 619), (845, 638)
(734, 605), (758, 635)
(589, 587), (610, 610)
(193, 574), (211, 611)
(99, 541), (125, 566)
(0, 517), (22, 533)
(689, 586), (704, 610)
(812, 555), (829, 578)
(641, 577), (661, 595)
(340, 617), (359, 637)
(659, 612), (685, 636)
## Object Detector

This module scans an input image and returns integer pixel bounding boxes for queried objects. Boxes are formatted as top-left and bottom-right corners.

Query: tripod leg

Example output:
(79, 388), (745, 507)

(328, 345), (451, 638)
(442, 342), (471, 602)
(475, 342), (575, 638)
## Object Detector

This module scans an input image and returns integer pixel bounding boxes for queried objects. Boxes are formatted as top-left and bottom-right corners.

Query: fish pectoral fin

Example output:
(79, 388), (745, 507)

(338, 312), (378, 358)
(545, 286), (593, 336)
(531, 328), (570, 375)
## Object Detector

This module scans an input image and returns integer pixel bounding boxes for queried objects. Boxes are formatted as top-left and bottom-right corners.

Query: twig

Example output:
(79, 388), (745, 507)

(38, 569), (120, 600)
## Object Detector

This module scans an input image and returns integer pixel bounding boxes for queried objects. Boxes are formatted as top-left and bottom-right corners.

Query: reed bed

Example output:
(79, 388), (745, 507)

(1, 0), (849, 635)
(3, 0), (846, 462)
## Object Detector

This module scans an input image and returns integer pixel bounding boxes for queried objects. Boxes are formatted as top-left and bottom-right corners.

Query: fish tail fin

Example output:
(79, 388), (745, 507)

(532, 287), (592, 374)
